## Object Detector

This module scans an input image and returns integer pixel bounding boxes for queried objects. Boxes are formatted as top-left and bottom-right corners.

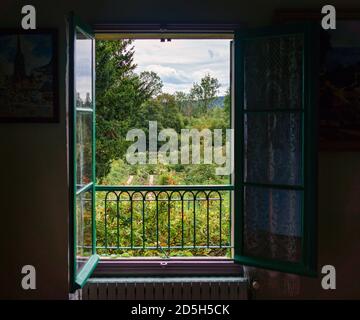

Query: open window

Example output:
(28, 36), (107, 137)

(233, 24), (318, 276)
(69, 14), (98, 291)
(68, 18), (317, 290)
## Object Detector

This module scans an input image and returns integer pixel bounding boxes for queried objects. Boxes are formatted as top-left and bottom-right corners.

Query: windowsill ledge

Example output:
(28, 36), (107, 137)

(88, 276), (248, 284)
(93, 258), (244, 277)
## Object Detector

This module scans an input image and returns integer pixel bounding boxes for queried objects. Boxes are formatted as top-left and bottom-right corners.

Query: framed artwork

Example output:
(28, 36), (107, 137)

(274, 10), (360, 150)
(0, 29), (58, 122)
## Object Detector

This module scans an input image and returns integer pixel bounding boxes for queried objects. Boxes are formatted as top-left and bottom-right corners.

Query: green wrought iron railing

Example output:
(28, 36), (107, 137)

(94, 185), (234, 258)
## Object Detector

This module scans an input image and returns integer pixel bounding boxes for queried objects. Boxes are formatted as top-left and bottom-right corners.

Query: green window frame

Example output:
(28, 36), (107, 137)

(69, 13), (98, 292)
(233, 23), (318, 276)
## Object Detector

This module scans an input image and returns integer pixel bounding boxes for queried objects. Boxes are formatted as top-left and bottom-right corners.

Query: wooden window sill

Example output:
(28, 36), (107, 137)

(93, 258), (243, 277)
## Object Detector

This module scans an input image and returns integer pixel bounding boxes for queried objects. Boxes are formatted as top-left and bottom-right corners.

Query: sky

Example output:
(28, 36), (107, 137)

(133, 39), (231, 95)
(76, 38), (92, 101)
(74, 38), (231, 100)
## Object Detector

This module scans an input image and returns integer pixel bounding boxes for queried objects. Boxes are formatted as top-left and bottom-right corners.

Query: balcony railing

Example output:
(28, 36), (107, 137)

(95, 185), (234, 258)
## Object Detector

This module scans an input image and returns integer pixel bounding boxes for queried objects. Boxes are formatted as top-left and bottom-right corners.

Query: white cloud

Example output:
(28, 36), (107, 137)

(141, 64), (190, 84)
(133, 39), (230, 95)
(75, 39), (92, 100)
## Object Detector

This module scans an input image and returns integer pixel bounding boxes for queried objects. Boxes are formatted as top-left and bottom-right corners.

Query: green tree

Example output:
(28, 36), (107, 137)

(133, 93), (184, 143)
(96, 40), (163, 181)
(190, 73), (220, 114)
(223, 88), (231, 122)
(175, 91), (193, 117)
(155, 93), (184, 133)
(137, 71), (163, 101)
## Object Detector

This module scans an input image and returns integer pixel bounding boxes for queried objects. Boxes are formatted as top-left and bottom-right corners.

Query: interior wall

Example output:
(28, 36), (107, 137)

(1, 0), (359, 299)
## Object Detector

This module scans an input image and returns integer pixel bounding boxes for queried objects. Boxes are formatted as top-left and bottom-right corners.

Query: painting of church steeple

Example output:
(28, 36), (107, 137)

(13, 35), (27, 83)
(0, 30), (58, 122)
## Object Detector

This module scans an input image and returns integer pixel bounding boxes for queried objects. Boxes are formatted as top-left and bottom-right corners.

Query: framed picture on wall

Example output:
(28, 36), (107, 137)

(275, 10), (360, 150)
(0, 29), (58, 123)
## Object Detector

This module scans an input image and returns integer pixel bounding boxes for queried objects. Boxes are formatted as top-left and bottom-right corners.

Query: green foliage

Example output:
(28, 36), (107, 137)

(100, 158), (130, 185)
(132, 93), (184, 136)
(174, 91), (193, 117)
(96, 40), (135, 180)
(96, 40), (165, 181)
(223, 88), (231, 121)
(190, 73), (221, 114)
(154, 93), (184, 132)
(95, 190), (231, 258)
(138, 71), (163, 100)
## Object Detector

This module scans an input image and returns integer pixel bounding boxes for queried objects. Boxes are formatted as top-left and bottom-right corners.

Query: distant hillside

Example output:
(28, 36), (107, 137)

(179, 96), (226, 110)
(210, 96), (225, 108)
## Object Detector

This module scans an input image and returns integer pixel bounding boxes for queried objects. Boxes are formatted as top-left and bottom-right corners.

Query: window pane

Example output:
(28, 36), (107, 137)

(244, 112), (302, 185)
(76, 111), (92, 189)
(75, 28), (93, 109)
(76, 190), (93, 272)
(95, 39), (233, 187)
(244, 34), (303, 110)
(243, 186), (302, 263)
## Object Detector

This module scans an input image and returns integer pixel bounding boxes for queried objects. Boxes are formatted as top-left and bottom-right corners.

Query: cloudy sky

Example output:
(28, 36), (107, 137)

(133, 39), (231, 95)
(76, 38), (93, 101)
(75, 39), (231, 100)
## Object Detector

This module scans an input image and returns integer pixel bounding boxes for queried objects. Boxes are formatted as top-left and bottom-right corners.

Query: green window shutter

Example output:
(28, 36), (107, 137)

(233, 23), (318, 276)
(69, 13), (98, 292)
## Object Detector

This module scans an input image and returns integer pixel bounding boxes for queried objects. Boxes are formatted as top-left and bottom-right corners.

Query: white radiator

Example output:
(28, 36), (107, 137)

(81, 277), (248, 300)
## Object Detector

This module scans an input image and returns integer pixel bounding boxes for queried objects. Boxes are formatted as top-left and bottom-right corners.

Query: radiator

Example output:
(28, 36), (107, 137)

(81, 277), (248, 300)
